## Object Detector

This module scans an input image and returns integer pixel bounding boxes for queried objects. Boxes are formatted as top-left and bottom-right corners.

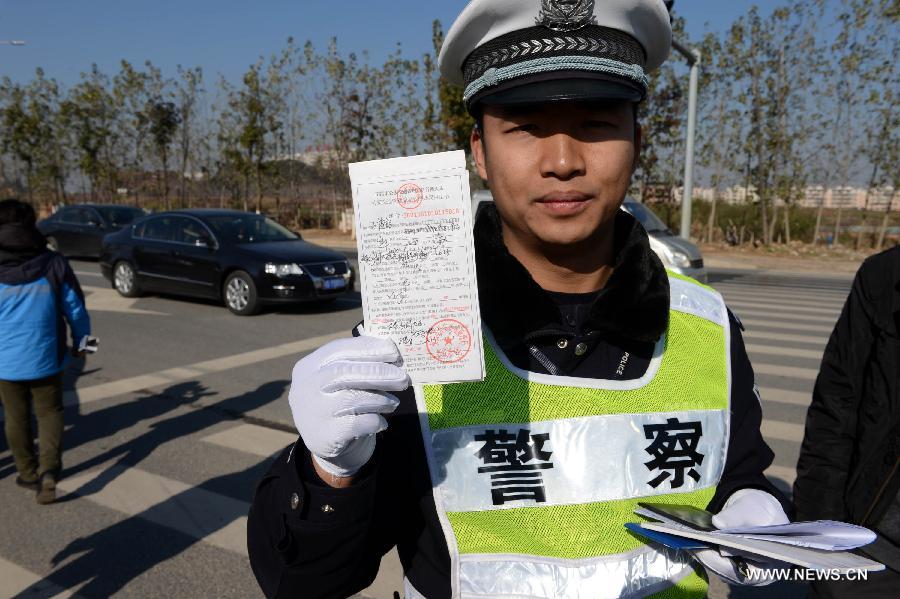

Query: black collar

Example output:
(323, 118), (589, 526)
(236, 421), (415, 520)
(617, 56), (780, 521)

(474, 203), (670, 348)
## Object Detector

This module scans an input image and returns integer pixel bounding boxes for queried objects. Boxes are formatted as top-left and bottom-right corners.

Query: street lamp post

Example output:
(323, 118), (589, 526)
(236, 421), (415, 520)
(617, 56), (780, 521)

(671, 39), (701, 241)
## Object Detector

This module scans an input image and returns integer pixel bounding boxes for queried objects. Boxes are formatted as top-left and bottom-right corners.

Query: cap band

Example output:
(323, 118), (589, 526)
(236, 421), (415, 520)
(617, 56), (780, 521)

(463, 55), (648, 105)
(463, 25), (645, 84)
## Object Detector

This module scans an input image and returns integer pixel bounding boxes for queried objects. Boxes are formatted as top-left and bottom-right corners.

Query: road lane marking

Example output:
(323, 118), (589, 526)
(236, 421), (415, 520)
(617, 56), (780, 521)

(742, 330), (827, 347)
(740, 319), (834, 335)
(75, 270), (104, 278)
(62, 330), (346, 407)
(759, 387), (812, 407)
(735, 309), (838, 326)
(745, 344), (824, 360)
(727, 301), (842, 317)
(57, 464), (249, 557)
(716, 284), (849, 299)
(82, 285), (167, 316)
(718, 289), (847, 304)
(202, 423), (297, 458)
(765, 465), (797, 488)
(754, 362), (819, 381)
(762, 419), (806, 442)
(0, 556), (81, 598)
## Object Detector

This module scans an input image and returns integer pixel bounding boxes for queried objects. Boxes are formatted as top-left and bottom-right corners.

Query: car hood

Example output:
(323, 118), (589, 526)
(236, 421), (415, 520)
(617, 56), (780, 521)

(235, 240), (348, 264)
(651, 233), (703, 260)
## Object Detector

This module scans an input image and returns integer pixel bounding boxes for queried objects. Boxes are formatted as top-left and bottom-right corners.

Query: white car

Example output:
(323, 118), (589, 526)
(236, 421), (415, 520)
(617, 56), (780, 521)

(471, 191), (707, 283)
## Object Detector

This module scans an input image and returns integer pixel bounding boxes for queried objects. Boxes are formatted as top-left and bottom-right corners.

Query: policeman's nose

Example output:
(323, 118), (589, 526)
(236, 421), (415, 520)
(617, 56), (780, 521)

(540, 134), (587, 181)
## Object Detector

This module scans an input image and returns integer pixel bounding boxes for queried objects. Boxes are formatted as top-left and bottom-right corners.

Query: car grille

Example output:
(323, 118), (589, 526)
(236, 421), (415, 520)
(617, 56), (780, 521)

(305, 261), (350, 277)
(690, 259), (704, 269)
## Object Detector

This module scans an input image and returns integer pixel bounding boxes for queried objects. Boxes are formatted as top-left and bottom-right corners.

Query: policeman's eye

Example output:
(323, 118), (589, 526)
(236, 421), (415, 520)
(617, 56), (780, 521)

(506, 123), (538, 134)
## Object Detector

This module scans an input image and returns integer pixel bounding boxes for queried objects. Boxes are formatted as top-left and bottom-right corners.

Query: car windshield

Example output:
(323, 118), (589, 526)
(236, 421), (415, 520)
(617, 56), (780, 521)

(204, 215), (299, 244)
(96, 207), (146, 227)
(623, 201), (670, 234)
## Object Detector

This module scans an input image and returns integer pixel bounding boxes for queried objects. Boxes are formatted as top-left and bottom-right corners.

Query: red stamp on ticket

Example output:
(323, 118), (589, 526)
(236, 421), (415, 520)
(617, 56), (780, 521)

(425, 319), (472, 364)
(396, 183), (424, 210)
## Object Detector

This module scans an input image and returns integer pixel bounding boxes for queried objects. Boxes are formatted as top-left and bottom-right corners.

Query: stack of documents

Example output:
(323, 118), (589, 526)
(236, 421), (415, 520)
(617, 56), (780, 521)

(627, 503), (885, 573)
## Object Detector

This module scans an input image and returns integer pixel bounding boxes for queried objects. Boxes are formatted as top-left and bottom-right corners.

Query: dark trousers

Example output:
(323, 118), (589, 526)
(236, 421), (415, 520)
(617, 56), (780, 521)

(0, 373), (64, 478)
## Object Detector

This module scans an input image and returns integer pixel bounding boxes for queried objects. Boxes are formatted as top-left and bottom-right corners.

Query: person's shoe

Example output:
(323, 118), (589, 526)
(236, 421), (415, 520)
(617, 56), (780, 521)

(15, 475), (39, 491)
(36, 472), (57, 505)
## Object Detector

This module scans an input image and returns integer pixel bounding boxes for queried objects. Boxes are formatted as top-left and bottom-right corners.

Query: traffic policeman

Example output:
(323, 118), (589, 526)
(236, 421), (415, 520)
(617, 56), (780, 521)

(248, 1), (791, 597)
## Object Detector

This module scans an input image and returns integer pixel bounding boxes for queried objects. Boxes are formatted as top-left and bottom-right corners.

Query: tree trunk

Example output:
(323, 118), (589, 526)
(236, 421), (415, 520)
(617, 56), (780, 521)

(255, 161), (263, 214)
(768, 203), (779, 245)
(813, 201), (825, 245)
(876, 191), (897, 251)
(833, 207), (843, 246)
(784, 203), (791, 245)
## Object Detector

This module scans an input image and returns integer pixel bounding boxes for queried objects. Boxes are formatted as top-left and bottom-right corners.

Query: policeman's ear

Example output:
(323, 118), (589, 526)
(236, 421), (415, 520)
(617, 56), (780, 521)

(471, 122), (489, 181)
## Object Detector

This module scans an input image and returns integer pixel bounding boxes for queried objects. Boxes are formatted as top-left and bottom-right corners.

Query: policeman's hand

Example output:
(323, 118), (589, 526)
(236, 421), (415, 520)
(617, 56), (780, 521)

(289, 336), (410, 478)
(691, 489), (790, 586)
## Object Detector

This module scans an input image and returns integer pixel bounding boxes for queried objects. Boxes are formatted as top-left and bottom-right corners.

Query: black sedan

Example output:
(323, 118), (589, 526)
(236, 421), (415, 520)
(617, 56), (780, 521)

(99, 209), (355, 315)
(38, 204), (147, 257)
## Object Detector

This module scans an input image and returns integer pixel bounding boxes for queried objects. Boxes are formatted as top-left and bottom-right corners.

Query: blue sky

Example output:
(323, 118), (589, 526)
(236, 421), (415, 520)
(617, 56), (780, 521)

(0, 1), (786, 87)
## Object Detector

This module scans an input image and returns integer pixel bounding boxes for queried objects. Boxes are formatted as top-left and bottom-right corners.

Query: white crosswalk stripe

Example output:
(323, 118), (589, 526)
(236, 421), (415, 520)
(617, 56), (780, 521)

(718, 278), (850, 499)
(0, 557), (83, 598)
(727, 300), (842, 316)
(202, 423), (297, 458)
(57, 463), (251, 557)
(740, 318), (834, 334)
(733, 309), (839, 325)
(745, 343), (824, 360)
(742, 330), (827, 347)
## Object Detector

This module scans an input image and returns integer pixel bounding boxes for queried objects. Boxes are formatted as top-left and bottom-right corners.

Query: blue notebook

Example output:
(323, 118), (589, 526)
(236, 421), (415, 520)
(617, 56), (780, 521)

(624, 523), (711, 550)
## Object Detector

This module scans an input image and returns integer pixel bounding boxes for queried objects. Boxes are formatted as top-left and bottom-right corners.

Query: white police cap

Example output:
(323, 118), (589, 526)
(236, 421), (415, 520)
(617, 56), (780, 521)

(439, 0), (672, 110)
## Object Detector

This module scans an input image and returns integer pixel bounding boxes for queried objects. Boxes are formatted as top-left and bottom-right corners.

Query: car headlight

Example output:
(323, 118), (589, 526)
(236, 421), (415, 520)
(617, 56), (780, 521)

(265, 263), (304, 277)
(670, 250), (691, 269)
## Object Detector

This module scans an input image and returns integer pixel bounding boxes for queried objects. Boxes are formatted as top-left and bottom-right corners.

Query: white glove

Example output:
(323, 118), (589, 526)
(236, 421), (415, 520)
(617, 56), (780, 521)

(289, 336), (410, 478)
(692, 489), (790, 586)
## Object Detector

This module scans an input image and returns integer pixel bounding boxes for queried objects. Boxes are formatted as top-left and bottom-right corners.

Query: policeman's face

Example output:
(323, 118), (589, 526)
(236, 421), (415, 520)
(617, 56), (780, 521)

(472, 100), (640, 250)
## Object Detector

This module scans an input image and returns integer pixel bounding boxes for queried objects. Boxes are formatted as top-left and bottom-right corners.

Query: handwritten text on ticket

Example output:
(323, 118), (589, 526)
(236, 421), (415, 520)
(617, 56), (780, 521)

(350, 151), (485, 385)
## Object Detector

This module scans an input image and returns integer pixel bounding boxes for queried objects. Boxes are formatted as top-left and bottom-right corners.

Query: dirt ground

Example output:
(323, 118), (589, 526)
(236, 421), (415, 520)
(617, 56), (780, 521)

(699, 241), (884, 275)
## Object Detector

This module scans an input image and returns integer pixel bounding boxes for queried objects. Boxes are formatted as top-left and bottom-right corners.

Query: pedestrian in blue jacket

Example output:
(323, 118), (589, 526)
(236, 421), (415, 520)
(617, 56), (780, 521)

(0, 199), (91, 504)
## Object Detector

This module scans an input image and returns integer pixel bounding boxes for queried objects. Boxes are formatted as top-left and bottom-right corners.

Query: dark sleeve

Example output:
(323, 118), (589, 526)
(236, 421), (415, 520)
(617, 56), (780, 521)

(707, 310), (792, 515)
(793, 266), (874, 521)
(247, 437), (385, 599)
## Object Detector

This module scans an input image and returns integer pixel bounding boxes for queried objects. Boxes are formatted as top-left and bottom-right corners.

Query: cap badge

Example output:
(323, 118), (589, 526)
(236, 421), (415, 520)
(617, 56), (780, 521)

(536, 0), (597, 32)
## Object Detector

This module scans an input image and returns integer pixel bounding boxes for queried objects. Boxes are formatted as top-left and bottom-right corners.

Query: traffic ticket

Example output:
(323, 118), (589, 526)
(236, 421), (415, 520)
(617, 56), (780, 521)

(349, 151), (485, 385)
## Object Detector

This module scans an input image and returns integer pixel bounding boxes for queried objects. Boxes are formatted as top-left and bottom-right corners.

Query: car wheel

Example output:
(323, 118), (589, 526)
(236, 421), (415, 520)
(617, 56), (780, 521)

(46, 236), (59, 253)
(224, 271), (260, 316)
(113, 261), (141, 298)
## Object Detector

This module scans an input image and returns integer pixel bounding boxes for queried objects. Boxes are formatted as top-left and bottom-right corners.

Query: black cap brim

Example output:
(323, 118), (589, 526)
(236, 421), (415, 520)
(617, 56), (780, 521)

(470, 71), (643, 111)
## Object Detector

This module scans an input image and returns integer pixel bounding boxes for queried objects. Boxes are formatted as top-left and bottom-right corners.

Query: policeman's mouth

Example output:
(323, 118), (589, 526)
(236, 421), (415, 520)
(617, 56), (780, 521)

(535, 192), (592, 215)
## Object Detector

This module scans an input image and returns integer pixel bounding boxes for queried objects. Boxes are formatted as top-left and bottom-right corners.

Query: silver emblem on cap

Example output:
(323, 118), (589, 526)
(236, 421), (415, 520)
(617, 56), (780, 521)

(537, 0), (597, 32)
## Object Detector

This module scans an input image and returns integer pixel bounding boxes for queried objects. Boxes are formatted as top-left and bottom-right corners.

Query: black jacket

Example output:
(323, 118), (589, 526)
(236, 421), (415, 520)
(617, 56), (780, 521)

(248, 206), (787, 598)
(794, 246), (900, 567)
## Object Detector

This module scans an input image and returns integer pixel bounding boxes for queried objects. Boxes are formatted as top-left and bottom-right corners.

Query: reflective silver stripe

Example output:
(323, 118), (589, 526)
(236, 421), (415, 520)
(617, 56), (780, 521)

(432, 410), (727, 512)
(668, 277), (726, 327)
(457, 546), (695, 599)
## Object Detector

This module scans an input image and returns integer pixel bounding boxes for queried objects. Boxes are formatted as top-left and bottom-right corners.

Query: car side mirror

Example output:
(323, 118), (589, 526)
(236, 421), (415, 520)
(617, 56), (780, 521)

(87, 220), (101, 227)
(195, 235), (215, 249)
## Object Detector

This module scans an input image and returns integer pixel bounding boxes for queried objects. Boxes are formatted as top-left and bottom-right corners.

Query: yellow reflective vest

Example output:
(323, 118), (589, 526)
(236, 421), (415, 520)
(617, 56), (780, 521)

(411, 274), (731, 598)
